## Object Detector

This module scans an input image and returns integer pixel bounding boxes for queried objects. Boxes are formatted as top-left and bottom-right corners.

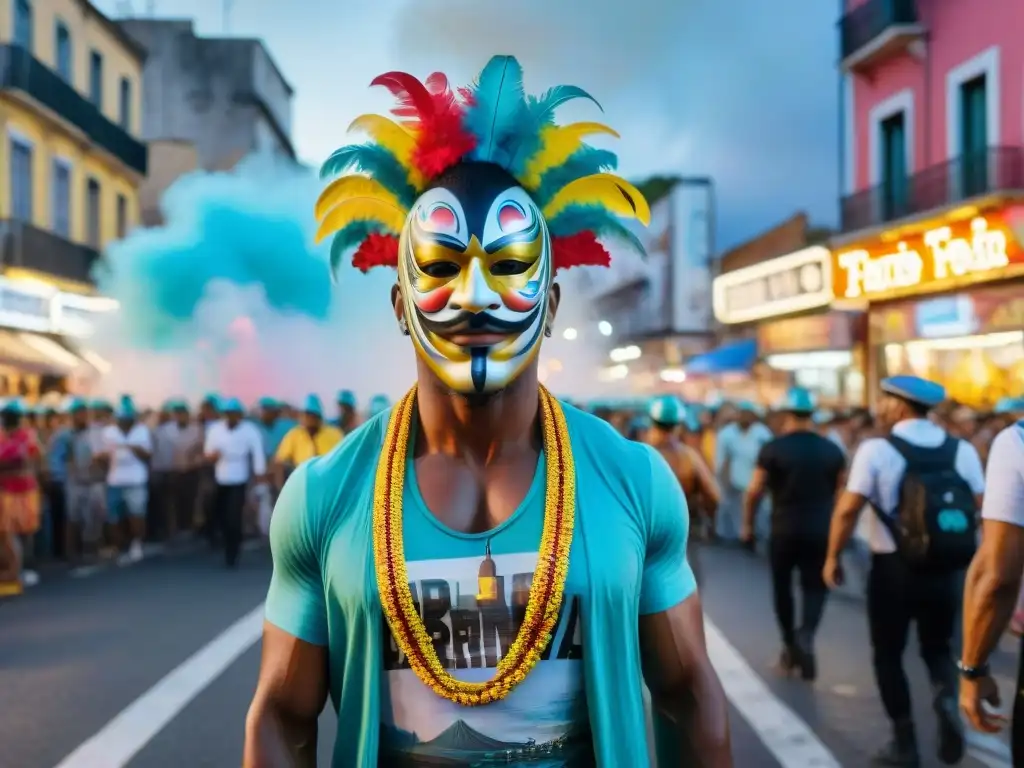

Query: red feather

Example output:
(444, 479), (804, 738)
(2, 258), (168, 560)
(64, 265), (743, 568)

(370, 71), (435, 122)
(351, 233), (399, 273)
(551, 232), (611, 271)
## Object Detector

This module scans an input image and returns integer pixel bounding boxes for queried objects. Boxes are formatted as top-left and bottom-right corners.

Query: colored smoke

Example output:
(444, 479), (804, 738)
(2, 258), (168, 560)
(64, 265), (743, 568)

(90, 154), (610, 407)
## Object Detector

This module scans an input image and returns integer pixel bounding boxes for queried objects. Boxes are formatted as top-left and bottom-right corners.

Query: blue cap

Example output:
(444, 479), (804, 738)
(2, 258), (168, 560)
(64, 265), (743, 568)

(221, 397), (244, 413)
(880, 375), (945, 409)
(202, 392), (221, 410)
(337, 389), (356, 408)
(258, 396), (278, 409)
(995, 396), (1024, 414)
(630, 414), (652, 432)
(116, 395), (136, 419)
(367, 394), (390, 417)
(91, 398), (112, 411)
(2, 398), (25, 415)
(779, 386), (816, 414)
(648, 395), (686, 426)
(303, 394), (323, 416)
(66, 396), (88, 414)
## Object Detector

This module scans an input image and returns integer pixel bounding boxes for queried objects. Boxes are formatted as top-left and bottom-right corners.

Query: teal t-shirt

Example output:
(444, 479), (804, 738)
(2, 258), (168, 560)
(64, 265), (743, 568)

(265, 401), (695, 767)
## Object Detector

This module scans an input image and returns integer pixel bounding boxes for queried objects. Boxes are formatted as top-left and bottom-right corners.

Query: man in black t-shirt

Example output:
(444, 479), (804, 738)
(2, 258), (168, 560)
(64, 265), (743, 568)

(742, 387), (846, 680)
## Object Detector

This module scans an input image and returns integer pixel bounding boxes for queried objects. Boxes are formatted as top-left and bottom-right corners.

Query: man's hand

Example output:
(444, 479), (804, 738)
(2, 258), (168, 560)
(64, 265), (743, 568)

(739, 521), (753, 545)
(822, 556), (844, 589)
(960, 675), (1006, 733)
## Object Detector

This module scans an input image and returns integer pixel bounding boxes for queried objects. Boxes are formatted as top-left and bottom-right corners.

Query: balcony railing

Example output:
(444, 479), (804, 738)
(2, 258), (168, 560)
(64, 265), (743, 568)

(840, 0), (921, 68)
(840, 147), (1024, 233)
(0, 220), (101, 285)
(0, 44), (147, 175)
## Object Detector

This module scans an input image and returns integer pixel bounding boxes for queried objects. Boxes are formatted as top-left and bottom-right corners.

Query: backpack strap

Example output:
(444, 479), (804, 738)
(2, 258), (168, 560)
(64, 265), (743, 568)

(886, 433), (959, 473)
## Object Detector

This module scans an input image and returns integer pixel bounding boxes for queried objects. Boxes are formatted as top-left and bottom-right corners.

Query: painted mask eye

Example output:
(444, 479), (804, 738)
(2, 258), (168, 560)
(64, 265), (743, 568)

(497, 202), (528, 233)
(423, 203), (458, 233)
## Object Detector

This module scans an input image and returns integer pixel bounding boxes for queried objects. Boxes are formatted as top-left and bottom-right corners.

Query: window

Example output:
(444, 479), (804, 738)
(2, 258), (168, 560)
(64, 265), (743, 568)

(89, 50), (103, 108)
(14, 0), (32, 52)
(118, 77), (132, 130)
(9, 137), (33, 222)
(51, 159), (71, 237)
(86, 177), (101, 248)
(55, 21), (72, 82)
(880, 112), (908, 220)
(960, 75), (988, 196)
(116, 193), (128, 239)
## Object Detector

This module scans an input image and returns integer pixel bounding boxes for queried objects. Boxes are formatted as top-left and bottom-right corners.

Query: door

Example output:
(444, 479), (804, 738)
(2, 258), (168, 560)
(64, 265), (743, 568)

(880, 112), (907, 220)
(9, 138), (33, 222)
(960, 75), (988, 197)
(86, 178), (101, 248)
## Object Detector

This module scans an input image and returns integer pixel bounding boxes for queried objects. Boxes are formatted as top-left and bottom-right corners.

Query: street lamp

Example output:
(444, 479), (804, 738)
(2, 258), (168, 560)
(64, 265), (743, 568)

(562, 327), (578, 341)
(598, 320), (613, 336)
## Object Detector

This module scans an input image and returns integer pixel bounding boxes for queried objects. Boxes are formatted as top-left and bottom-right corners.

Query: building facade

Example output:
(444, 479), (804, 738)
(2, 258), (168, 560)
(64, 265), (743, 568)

(838, 0), (1024, 408)
(0, 0), (138, 397)
(117, 18), (294, 225)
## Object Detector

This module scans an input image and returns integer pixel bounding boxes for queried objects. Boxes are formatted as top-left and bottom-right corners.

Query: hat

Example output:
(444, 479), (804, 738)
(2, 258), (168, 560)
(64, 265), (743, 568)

(880, 375), (945, 409)
(2, 398), (26, 416)
(221, 397), (244, 413)
(778, 386), (816, 415)
(630, 414), (652, 433)
(91, 398), (112, 411)
(202, 392), (221, 410)
(995, 396), (1024, 414)
(337, 389), (357, 408)
(303, 394), (323, 416)
(367, 394), (390, 417)
(116, 395), (137, 419)
(648, 395), (686, 426)
(170, 398), (189, 411)
(258, 396), (278, 409)
(66, 396), (88, 414)
(736, 399), (762, 416)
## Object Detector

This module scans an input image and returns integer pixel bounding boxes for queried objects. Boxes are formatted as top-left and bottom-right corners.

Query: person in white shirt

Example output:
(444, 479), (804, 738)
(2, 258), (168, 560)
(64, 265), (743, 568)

(203, 397), (266, 568)
(960, 417), (1024, 762)
(823, 375), (985, 767)
(101, 396), (153, 565)
(714, 401), (772, 543)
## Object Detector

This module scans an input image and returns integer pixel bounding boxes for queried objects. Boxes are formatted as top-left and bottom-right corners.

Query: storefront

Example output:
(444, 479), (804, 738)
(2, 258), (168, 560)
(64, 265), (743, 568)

(0, 276), (117, 399)
(831, 203), (1024, 409)
(708, 244), (864, 405)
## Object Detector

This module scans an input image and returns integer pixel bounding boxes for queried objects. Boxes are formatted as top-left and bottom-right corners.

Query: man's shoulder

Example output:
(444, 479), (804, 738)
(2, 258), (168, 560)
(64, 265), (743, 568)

(562, 403), (660, 486)
(990, 423), (1024, 459)
(301, 410), (390, 505)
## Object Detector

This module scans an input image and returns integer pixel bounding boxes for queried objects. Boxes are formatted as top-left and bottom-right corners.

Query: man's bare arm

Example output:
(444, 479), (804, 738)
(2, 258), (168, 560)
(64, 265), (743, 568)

(244, 623), (329, 768)
(640, 594), (732, 767)
(826, 490), (867, 560)
(741, 467), (767, 539)
(962, 520), (1024, 669)
(688, 446), (720, 512)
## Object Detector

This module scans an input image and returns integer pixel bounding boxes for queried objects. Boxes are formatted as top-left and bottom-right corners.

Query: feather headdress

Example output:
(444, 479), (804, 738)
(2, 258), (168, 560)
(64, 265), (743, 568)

(315, 55), (650, 273)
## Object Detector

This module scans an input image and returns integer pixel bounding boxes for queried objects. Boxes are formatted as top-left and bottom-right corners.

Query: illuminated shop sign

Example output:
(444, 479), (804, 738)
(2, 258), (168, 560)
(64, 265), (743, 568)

(0, 277), (117, 336)
(712, 246), (832, 324)
(834, 212), (1024, 301)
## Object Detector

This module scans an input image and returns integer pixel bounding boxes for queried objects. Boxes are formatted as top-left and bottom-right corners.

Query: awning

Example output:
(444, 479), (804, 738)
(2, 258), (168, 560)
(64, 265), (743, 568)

(0, 331), (83, 375)
(685, 339), (758, 376)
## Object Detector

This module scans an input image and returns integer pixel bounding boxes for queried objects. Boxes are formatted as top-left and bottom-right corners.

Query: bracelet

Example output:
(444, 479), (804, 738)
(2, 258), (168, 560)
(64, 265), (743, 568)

(957, 659), (990, 680)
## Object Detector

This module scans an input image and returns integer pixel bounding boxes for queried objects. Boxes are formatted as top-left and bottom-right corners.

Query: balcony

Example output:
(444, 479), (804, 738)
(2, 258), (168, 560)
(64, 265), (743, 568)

(0, 220), (101, 285)
(840, 0), (924, 73)
(840, 147), (1024, 233)
(0, 44), (147, 176)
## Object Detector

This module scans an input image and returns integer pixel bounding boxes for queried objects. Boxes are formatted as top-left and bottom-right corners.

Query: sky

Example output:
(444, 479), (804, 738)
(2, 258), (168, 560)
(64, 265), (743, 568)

(95, 0), (842, 253)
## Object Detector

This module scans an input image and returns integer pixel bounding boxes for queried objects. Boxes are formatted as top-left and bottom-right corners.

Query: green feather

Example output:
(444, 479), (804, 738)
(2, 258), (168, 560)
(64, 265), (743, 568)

(318, 144), (417, 207)
(329, 220), (383, 275)
(547, 205), (647, 257)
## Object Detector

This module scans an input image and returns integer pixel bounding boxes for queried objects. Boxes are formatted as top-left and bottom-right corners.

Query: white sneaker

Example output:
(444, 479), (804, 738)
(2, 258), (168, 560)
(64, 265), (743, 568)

(129, 540), (144, 563)
(21, 569), (39, 587)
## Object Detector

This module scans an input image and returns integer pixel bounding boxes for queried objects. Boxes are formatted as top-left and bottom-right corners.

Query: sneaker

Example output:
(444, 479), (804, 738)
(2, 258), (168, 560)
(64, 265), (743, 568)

(20, 569), (39, 588)
(129, 539), (144, 563)
(776, 646), (798, 675)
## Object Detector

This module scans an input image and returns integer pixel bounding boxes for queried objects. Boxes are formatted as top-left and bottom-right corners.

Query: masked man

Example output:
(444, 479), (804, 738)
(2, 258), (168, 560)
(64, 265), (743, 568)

(245, 56), (730, 768)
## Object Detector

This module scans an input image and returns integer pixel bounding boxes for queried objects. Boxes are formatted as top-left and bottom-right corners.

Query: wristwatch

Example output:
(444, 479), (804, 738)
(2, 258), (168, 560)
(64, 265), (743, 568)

(957, 659), (990, 680)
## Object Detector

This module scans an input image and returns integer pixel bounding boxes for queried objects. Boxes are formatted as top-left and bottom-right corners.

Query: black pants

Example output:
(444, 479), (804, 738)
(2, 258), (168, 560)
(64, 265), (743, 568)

(1014, 634), (1024, 766)
(214, 483), (247, 566)
(46, 481), (67, 559)
(867, 553), (958, 723)
(769, 535), (828, 649)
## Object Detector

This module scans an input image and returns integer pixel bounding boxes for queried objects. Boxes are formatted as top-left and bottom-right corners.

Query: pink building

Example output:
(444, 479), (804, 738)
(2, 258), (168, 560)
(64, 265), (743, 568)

(836, 0), (1024, 409)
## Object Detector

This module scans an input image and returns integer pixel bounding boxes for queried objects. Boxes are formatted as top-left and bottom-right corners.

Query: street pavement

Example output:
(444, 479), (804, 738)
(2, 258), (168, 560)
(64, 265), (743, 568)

(0, 541), (1016, 767)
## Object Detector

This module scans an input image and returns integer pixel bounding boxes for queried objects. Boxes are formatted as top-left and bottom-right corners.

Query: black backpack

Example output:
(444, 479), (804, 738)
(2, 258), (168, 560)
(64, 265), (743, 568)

(873, 435), (978, 570)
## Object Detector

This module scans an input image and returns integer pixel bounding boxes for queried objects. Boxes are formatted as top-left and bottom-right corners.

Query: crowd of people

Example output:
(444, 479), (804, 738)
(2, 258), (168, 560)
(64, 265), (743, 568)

(0, 389), (392, 596)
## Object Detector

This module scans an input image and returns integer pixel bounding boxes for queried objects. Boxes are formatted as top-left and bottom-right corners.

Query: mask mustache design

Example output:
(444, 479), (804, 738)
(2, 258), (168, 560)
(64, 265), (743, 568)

(417, 304), (542, 337)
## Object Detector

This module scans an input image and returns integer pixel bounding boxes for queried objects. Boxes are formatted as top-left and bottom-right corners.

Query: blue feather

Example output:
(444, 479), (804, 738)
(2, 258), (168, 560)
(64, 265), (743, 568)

(548, 205), (647, 257)
(329, 220), (383, 274)
(508, 85), (602, 177)
(534, 147), (618, 206)
(318, 144), (417, 207)
(528, 84), (601, 119)
(464, 56), (529, 168)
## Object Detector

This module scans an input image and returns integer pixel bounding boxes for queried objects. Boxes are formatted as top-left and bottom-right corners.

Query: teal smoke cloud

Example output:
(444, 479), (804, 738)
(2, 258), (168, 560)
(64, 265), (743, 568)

(98, 156), (331, 350)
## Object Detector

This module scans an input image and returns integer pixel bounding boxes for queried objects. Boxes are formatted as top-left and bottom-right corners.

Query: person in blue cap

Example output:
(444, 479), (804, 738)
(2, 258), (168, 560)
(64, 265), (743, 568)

(643, 395), (720, 585)
(63, 396), (107, 564)
(714, 399), (772, 543)
(741, 387), (846, 681)
(0, 399), (43, 595)
(824, 375), (986, 765)
(256, 397), (295, 467)
(203, 397), (267, 567)
(98, 395), (153, 565)
(273, 394), (343, 490)
(335, 390), (358, 433)
(365, 394), (390, 420)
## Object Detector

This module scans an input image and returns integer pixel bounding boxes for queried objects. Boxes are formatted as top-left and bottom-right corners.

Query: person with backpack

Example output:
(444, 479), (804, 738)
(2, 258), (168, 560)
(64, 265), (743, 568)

(959, 413), (1024, 764)
(822, 375), (985, 767)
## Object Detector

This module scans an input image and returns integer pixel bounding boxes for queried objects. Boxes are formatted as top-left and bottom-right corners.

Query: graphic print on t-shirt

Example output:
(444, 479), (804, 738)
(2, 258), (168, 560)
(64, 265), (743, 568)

(380, 551), (593, 767)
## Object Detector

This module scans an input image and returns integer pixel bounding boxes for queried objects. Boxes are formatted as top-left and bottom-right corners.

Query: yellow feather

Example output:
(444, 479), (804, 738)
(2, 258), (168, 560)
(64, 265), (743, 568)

(522, 122), (620, 189)
(314, 175), (405, 219)
(347, 114), (425, 189)
(542, 173), (651, 226)
(314, 197), (407, 244)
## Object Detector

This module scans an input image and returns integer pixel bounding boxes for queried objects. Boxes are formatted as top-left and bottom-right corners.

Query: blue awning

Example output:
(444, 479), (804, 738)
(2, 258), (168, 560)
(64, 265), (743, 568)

(685, 339), (757, 376)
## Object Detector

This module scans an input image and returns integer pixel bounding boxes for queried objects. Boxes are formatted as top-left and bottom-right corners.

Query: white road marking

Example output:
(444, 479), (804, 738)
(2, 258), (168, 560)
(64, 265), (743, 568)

(52, 603), (265, 768)
(703, 616), (843, 767)
(966, 730), (1013, 766)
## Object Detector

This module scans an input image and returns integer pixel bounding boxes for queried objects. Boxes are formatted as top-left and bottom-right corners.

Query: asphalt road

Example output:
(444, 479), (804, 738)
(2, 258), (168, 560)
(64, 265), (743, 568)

(0, 542), (1016, 767)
